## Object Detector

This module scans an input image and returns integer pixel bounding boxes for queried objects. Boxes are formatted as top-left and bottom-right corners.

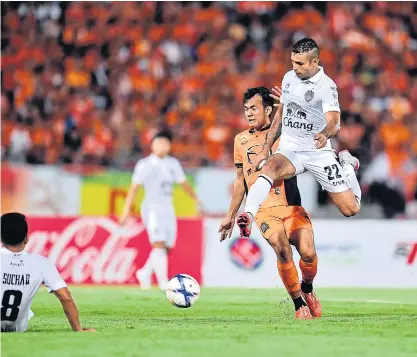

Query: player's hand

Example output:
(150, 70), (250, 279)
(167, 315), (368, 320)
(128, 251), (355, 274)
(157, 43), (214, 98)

(81, 328), (97, 332)
(251, 148), (269, 173)
(269, 86), (282, 106)
(218, 216), (235, 242)
(314, 132), (327, 149)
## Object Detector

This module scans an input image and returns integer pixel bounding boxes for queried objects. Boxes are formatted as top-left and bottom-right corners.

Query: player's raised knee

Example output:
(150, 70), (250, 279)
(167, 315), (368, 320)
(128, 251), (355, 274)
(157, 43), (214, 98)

(340, 202), (360, 217)
(300, 251), (316, 263)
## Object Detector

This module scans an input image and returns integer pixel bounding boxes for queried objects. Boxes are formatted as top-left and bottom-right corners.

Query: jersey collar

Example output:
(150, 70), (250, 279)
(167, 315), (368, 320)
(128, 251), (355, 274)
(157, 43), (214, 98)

(249, 124), (271, 134)
(0, 247), (24, 255)
(150, 153), (166, 162)
(303, 66), (324, 84)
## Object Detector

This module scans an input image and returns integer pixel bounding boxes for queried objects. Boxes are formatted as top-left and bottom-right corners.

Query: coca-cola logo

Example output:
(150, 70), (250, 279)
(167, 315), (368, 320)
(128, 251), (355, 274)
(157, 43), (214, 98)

(26, 217), (146, 283)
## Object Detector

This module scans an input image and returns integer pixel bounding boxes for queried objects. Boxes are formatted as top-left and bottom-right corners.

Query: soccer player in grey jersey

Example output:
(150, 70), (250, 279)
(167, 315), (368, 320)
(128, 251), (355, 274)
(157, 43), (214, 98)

(236, 38), (362, 238)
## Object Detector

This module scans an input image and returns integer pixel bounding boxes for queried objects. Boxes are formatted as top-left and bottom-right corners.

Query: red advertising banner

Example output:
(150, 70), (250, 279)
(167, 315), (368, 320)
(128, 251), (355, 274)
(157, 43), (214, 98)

(26, 217), (203, 284)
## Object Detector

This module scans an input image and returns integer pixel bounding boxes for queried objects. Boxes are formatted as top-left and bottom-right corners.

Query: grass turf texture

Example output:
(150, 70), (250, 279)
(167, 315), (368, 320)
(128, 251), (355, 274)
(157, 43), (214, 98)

(2, 287), (417, 357)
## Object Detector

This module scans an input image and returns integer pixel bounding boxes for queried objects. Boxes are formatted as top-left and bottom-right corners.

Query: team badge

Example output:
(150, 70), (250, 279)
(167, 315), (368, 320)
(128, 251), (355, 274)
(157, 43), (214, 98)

(274, 187), (280, 195)
(240, 135), (248, 145)
(285, 83), (290, 89)
(260, 222), (270, 234)
(304, 90), (314, 102)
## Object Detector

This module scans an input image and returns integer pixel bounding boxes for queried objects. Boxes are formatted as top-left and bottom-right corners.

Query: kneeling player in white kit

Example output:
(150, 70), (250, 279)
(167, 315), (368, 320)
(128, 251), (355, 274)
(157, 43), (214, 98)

(1, 213), (95, 332)
(120, 131), (199, 290)
(236, 38), (362, 237)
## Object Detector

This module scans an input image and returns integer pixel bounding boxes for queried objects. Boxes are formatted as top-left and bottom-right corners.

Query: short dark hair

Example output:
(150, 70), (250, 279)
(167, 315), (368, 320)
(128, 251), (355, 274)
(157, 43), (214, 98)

(292, 38), (319, 59)
(1, 213), (28, 246)
(152, 131), (173, 143)
(243, 87), (274, 110)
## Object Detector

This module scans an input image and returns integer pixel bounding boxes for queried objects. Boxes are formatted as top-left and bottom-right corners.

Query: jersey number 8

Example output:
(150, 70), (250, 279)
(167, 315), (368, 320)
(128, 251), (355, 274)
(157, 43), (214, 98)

(1, 290), (23, 322)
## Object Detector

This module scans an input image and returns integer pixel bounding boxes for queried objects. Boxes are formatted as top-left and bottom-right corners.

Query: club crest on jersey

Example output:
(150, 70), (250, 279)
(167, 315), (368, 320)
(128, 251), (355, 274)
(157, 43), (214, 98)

(274, 187), (280, 195)
(260, 222), (270, 234)
(304, 90), (314, 102)
(240, 135), (248, 145)
(285, 83), (290, 89)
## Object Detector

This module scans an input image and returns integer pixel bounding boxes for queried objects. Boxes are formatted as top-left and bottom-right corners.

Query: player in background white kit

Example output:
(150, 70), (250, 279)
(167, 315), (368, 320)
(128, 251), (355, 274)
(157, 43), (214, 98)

(236, 38), (362, 238)
(119, 131), (200, 290)
(1, 213), (95, 332)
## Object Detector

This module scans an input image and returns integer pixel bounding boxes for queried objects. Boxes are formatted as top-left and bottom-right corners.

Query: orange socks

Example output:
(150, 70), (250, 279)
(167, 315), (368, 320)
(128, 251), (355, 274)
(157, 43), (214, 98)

(277, 261), (301, 299)
(299, 256), (318, 283)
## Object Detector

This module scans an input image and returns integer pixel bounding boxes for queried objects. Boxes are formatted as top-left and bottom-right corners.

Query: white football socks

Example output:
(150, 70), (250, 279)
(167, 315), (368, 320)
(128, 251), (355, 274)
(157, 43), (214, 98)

(244, 174), (273, 218)
(150, 248), (168, 289)
(343, 164), (362, 206)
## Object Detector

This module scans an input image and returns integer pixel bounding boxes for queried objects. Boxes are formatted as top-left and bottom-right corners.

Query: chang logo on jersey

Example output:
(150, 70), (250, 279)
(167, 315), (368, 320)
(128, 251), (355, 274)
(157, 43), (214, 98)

(283, 118), (313, 132)
(229, 237), (263, 271)
(283, 102), (313, 132)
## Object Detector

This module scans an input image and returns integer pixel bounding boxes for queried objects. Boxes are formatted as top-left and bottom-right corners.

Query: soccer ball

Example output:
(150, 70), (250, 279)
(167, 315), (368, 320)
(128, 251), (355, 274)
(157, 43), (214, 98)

(166, 274), (200, 308)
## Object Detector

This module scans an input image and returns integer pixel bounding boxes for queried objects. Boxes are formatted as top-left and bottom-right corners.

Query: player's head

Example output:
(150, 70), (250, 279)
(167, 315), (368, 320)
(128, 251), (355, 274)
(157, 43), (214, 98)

(243, 87), (274, 130)
(151, 131), (172, 157)
(291, 38), (320, 80)
(1, 213), (29, 248)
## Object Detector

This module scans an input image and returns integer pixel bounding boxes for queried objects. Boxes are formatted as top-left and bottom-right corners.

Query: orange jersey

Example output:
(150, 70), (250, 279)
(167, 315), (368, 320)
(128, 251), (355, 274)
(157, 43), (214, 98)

(233, 126), (301, 208)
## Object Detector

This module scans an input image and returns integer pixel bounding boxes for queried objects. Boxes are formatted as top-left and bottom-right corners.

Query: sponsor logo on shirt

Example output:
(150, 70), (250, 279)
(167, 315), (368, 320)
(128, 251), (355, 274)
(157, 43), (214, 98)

(283, 102), (313, 132)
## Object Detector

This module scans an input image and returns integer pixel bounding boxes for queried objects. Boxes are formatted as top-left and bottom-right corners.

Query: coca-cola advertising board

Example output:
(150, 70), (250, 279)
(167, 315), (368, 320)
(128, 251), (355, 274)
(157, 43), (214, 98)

(25, 217), (203, 284)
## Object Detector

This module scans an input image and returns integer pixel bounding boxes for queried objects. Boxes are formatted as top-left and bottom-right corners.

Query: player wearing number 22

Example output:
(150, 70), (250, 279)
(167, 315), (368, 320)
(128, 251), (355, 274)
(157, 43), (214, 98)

(219, 87), (321, 320)
(236, 38), (362, 242)
(1, 213), (95, 332)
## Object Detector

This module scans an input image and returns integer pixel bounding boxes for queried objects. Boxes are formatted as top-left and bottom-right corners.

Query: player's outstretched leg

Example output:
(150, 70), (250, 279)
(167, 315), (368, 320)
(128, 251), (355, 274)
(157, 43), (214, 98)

(236, 154), (296, 238)
(327, 150), (361, 217)
(150, 241), (169, 290)
(136, 255), (153, 290)
(290, 228), (322, 318)
(268, 230), (312, 320)
(339, 150), (361, 206)
(136, 241), (169, 290)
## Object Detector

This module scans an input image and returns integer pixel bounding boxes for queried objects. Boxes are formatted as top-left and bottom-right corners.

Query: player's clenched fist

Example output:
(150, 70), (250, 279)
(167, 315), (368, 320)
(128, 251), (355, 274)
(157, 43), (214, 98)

(313, 132), (327, 149)
(218, 216), (234, 241)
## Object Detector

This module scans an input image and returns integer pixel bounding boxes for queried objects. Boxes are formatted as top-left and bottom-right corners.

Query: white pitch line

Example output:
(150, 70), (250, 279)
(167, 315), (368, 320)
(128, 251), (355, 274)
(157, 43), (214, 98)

(323, 298), (417, 305)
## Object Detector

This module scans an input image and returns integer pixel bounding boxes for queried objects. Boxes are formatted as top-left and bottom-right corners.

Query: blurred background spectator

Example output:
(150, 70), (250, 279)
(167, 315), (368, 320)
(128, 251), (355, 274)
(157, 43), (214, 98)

(1, 1), (416, 218)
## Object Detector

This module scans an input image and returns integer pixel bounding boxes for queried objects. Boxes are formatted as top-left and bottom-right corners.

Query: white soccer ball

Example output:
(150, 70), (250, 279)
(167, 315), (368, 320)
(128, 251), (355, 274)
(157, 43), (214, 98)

(166, 274), (200, 308)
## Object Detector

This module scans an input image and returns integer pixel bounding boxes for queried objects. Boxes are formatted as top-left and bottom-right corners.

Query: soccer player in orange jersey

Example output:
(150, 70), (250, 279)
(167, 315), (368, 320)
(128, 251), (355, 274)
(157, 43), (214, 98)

(219, 87), (322, 319)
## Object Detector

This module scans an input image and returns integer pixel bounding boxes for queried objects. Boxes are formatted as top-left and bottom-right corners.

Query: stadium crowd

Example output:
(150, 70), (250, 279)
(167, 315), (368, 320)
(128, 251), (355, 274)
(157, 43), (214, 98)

(1, 2), (417, 216)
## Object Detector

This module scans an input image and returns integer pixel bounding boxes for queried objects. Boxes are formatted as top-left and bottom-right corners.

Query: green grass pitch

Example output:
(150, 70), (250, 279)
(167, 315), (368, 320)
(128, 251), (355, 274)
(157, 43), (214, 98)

(2, 287), (417, 357)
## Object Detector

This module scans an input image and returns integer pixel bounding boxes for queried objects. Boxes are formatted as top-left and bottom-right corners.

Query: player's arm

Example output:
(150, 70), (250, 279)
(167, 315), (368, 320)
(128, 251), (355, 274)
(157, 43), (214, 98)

(54, 287), (95, 332)
(263, 86), (284, 152)
(120, 183), (140, 225)
(180, 180), (199, 201)
(264, 103), (283, 150)
(174, 159), (201, 207)
(219, 136), (246, 241)
(314, 111), (340, 149)
(219, 167), (246, 241)
(314, 83), (341, 149)
(43, 258), (95, 332)
(120, 160), (147, 225)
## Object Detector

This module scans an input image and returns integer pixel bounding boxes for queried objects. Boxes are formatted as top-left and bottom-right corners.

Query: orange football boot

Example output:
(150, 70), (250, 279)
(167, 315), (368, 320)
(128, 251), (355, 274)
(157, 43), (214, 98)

(295, 305), (313, 320)
(302, 291), (322, 318)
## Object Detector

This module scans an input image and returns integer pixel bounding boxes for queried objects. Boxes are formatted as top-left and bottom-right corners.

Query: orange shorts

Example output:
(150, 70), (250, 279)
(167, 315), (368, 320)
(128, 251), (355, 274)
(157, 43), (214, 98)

(254, 205), (313, 240)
